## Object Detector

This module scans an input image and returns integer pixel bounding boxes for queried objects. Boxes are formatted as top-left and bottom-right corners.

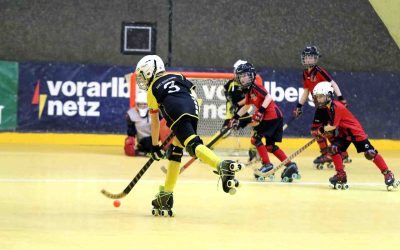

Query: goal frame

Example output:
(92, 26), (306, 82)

(127, 71), (263, 108)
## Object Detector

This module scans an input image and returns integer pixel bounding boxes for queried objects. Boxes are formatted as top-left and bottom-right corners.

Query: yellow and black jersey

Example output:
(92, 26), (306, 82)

(147, 73), (199, 129)
(224, 79), (246, 118)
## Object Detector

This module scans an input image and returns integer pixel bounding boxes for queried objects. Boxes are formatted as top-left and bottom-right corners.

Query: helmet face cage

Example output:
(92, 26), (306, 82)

(235, 63), (256, 89)
(135, 55), (165, 91)
(312, 82), (334, 108)
(136, 103), (149, 117)
(136, 72), (149, 91)
(301, 46), (320, 67)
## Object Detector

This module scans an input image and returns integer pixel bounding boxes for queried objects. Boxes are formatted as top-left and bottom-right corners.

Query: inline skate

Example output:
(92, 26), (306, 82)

(151, 186), (175, 217)
(281, 162), (301, 182)
(329, 170), (349, 190)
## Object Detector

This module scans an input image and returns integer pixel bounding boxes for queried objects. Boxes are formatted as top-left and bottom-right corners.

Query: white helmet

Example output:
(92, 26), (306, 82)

(312, 81), (334, 108)
(233, 59), (247, 70)
(135, 55), (165, 90)
(135, 91), (149, 117)
(135, 91), (147, 104)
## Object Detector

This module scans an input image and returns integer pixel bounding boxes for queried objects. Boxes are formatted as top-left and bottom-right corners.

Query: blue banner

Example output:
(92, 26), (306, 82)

(257, 69), (400, 139)
(16, 61), (400, 138)
(18, 62), (133, 133)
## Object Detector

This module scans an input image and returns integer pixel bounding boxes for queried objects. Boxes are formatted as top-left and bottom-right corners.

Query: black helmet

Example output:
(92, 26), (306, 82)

(301, 46), (320, 67)
(235, 63), (256, 89)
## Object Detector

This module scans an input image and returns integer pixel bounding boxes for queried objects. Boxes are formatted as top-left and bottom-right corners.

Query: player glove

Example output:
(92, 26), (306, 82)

(252, 107), (265, 122)
(337, 96), (348, 107)
(311, 127), (324, 138)
(323, 125), (337, 139)
(293, 103), (303, 118)
(228, 114), (240, 130)
(150, 144), (165, 161)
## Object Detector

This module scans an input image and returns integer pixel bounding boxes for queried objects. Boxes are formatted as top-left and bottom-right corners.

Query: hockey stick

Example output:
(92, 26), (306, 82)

(101, 133), (175, 199)
(251, 137), (317, 177)
(245, 116), (295, 166)
(160, 126), (232, 174)
(283, 116), (295, 131)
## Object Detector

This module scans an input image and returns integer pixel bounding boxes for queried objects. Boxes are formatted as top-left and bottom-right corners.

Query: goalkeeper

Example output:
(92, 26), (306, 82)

(124, 91), (171, 156)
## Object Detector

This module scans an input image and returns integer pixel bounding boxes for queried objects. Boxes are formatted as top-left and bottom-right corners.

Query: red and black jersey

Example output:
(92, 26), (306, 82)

(245, 82), (282, 120)
(312, 100), (368, 141)
(303, 65), (332, 92)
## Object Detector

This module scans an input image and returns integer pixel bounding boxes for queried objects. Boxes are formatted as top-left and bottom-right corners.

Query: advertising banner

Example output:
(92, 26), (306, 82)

(172, 67), (400, 139)
(16, 61), (399, 139)
(258, 69), (400, 139)
(18, 62), (132, 133)
(0, 61), (18, 131)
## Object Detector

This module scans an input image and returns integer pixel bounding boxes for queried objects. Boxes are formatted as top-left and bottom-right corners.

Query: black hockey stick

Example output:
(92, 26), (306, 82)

(251, 137), (316, 177)
(160, 126), (232, 174)
(101, 133), (175, 199)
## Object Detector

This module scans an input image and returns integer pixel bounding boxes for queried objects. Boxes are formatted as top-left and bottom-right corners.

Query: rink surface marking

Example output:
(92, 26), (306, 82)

(0, 178), (387, 187)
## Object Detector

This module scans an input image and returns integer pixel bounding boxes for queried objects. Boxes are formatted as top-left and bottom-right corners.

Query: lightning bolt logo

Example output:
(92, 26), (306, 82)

(32, 80), (47, 119)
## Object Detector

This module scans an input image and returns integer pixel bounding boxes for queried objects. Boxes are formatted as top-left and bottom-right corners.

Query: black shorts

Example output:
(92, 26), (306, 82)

(254, 118), (284, 143)
(161, 95), (199, 129)
(332, 137), (375, 153)
(170, 116), (198, 146)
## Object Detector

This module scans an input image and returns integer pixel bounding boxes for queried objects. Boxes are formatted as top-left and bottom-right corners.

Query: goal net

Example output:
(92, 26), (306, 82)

(128, 71), (263, 153)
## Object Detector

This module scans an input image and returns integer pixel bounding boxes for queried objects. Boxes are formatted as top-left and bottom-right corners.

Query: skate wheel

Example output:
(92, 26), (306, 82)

(229, 162), (242, 171)
(152, 209), (159, 216)
(336, 184), (342, 189)
(268, 174), (275, 181)
(316, 164), (323, 170)
(234, 179), (240, 188)
(282, 177), (290, 182)
(168, 209), (175, 217)
(291, 173), (300, 180)
(161, 210), (169, 217)
(387, 185), (394, 191)
(327, 163), (334, 169)
(257, 176), (265, 182)
(342, 184), (349, 190)
(329, 184), (334, 189)
(227, 179), (235, 188)
(229, 188), (236, 195)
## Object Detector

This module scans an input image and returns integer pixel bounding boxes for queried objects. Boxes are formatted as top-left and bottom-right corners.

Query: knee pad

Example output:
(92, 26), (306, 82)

(251, 134), (263, 147)
(185, 136), (203, 157)
(364, 149), (377, 160)
(166, 145), (184, 162)
(327, 145), (340, 155)
(124, 136), (136, 156)
(266, 144), (279, 153)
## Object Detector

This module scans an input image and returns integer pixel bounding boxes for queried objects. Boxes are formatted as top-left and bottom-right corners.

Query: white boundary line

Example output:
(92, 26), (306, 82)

(0, 178), (387, 187)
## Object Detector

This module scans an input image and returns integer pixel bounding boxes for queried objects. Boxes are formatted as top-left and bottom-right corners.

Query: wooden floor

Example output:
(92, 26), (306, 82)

(0, 143), (399, 250)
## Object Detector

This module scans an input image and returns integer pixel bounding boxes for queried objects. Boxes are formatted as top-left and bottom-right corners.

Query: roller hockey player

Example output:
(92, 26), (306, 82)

(135, 55), (243, 217)
(229, 63), (300, 182)
(311, 82), (399, 191)
(208, 59), (259, 163)
(124, 91), (171, 156)
(123, 91), (152, 156)
(293, 46), (351, 169)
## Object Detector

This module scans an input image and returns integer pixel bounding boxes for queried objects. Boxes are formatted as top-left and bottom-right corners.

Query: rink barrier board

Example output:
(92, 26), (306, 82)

(0, 132), (399, 150)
